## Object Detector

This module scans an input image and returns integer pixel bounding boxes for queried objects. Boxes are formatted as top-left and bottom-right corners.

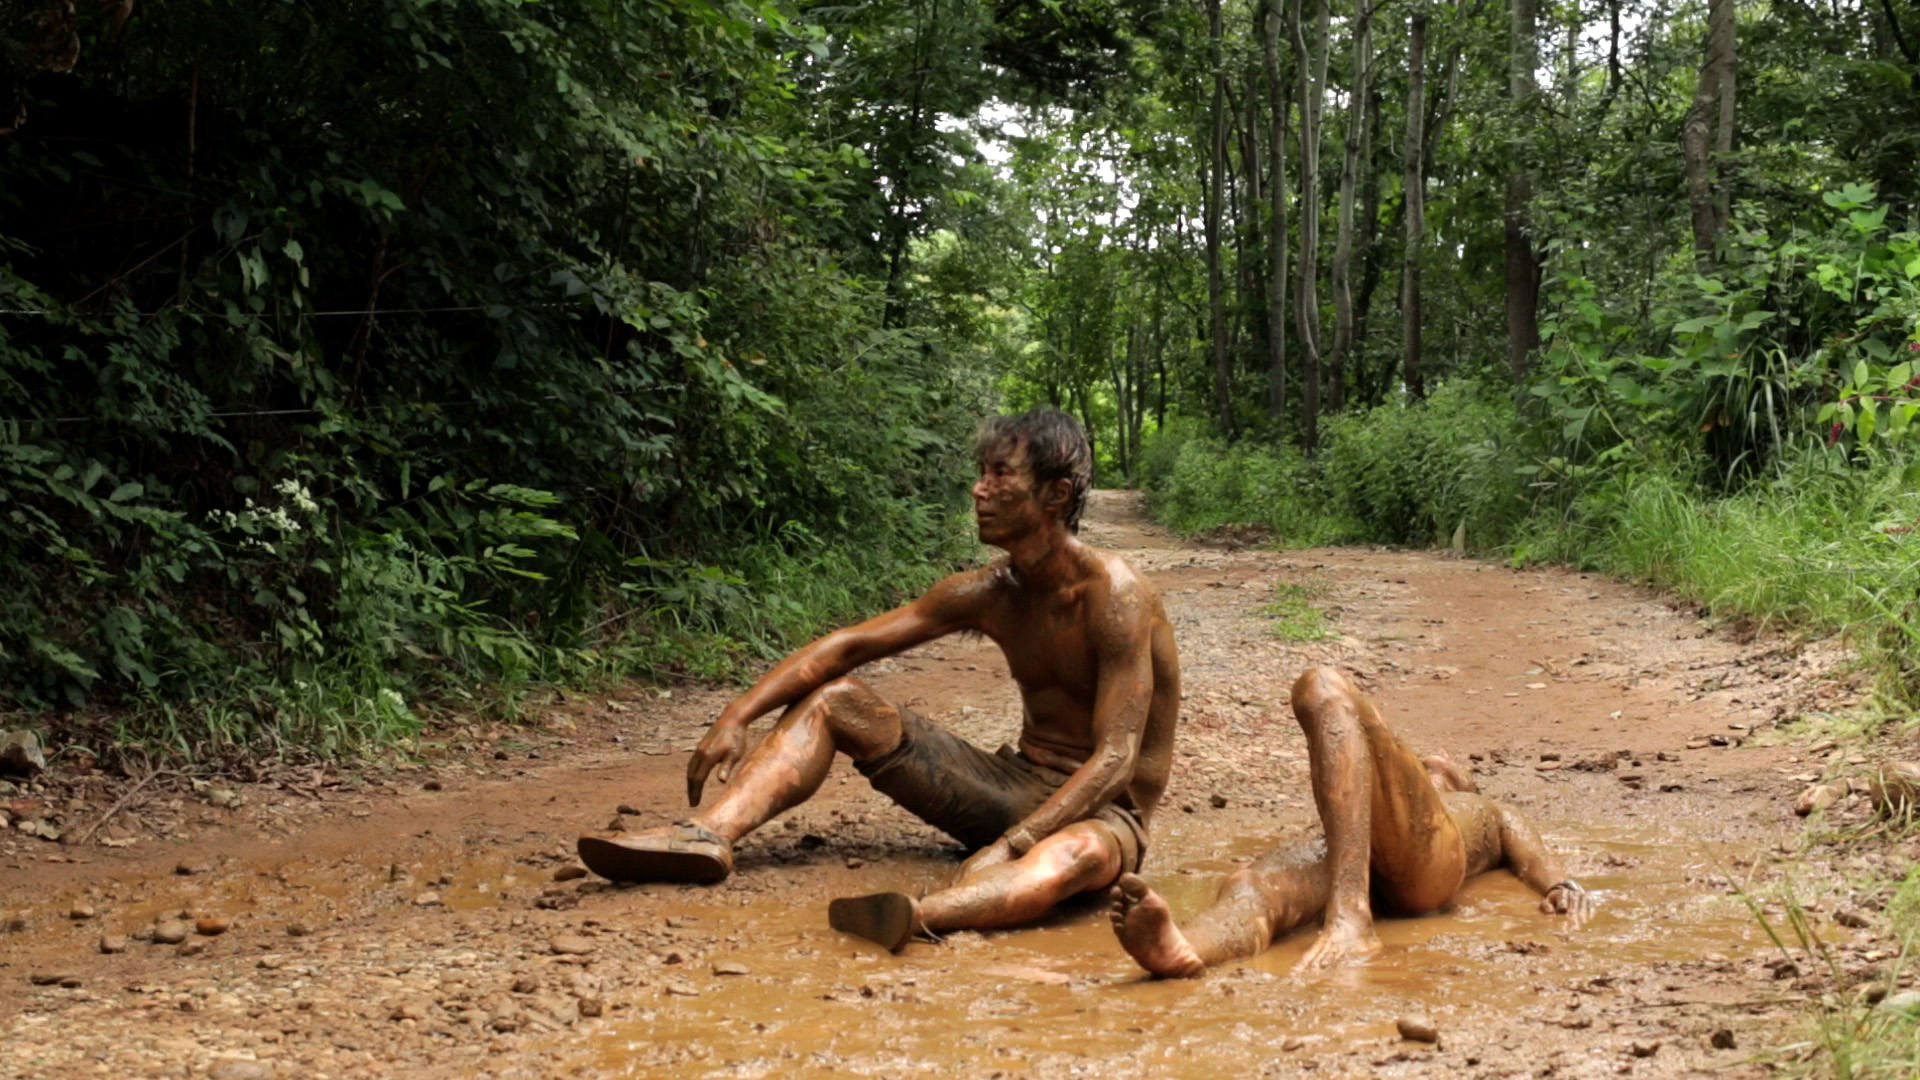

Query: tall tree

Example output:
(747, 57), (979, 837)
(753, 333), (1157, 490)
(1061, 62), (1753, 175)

(1206, 0), (1235, 436)
(1328, 0), (1375, 411)
(1262, 0), (1292, 425)
(1683, 0), (1737, 263)
(1504, 0), (1540, 382)
(1293, 0), (1330, 448)
(1401, 7), (1429, 400)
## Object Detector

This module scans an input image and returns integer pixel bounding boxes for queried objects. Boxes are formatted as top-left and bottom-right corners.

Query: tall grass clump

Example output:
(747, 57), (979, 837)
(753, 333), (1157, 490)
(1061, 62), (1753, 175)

(1533, 448), (1920, 696)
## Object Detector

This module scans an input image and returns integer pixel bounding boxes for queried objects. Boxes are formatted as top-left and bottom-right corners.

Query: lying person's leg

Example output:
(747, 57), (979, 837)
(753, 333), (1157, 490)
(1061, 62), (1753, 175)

(1110, 832), (1332, 977)
(830, 819), (1126, 951)
(1291, 666), (1469, 969)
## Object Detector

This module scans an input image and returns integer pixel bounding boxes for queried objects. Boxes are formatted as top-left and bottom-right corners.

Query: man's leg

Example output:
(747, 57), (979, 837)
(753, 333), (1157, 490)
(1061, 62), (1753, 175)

(579, 678), (903, 883)
(1291, 665), (1467, 969)
(830, 819), (1125, 950)
(1110, 832), (1332, 977)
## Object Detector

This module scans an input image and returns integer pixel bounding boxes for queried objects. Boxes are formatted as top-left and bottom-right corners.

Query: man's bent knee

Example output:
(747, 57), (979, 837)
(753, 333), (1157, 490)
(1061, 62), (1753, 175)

(806, 678), (902, 761)
(1037, 823), (1125, 889)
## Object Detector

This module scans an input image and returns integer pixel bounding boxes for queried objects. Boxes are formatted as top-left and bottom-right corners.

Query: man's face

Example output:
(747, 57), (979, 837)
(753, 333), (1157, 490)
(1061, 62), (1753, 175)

(971, 439), (1053, 546)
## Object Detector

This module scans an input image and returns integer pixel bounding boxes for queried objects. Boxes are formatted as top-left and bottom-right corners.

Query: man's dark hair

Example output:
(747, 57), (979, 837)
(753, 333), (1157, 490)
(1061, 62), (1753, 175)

(973, 409), (1093, 533)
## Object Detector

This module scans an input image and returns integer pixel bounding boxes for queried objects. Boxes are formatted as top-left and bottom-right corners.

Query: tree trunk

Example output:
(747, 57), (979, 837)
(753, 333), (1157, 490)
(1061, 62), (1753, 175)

(1329, 0), (1373, 412)
(1401, 9), (1428, 400)
(1237, 75), (1264, 369)
(1504, 0), (1540, 383)
(1207, 0), (1235, 437)
(1352, 84), (1384, 404)
(1684, 0), (1736, 264)
(1293, 0), (1329, 449)
(1261, 0), (1291, 427)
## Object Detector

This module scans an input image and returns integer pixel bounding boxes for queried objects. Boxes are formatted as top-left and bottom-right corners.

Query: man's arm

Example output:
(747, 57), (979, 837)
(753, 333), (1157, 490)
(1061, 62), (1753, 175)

(685, 568), (994, 803)
(1002, 584), (1155, 856)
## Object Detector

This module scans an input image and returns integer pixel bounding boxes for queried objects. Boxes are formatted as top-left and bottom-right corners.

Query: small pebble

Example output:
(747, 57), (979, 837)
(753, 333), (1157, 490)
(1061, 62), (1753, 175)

(1630, 1041), (1662, 1058)
(208, 1060), (275, 1080)
(551, 934), (595, 956)
(196, 917), (229, 936)
(1710, 1029), (1737, 1049)
(553, 866), (588, 882)
(68, 904), (96, 920)
(412, 891), (442, 907)
(713, 960), (751, 976)
(98, 933), (128, 954)
(152, 920), (190, 945)
(1396, 1017), (1439, 1044)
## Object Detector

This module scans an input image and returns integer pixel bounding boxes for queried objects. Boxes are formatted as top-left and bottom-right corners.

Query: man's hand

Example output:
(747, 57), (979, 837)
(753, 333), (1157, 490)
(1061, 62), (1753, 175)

(953, 837), (1019, 884)
(686, 722), (749, 805)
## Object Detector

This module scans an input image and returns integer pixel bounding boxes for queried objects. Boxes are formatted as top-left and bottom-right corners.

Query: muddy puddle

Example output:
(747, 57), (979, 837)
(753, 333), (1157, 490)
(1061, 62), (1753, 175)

(551, 822), (1785, 1079)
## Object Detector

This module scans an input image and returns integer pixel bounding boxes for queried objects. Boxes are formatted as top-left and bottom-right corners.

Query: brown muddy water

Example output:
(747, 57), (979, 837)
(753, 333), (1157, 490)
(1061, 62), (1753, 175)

(556, 822), (1785, 1079)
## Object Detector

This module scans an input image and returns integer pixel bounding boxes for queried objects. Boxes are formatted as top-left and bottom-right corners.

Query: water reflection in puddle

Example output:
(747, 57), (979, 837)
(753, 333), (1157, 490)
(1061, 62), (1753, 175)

(571, 823), (1773, 1078)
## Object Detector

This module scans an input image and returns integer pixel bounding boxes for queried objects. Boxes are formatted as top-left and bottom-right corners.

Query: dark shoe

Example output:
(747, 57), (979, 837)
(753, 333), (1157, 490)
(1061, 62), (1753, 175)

(828, 891), (918, 951)
(577, 820), (733, 884)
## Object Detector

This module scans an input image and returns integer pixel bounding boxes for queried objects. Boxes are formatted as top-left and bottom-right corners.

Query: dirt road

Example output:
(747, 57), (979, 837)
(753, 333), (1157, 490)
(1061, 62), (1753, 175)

(1, 491), (1888, 1078)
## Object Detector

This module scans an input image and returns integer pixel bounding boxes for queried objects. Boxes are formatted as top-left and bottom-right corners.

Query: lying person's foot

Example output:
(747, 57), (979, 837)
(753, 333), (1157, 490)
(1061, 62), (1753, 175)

(1422, 751), (1478, 794)
(828, 892), (920, 952)
(576, 820), (733, 884)
(1109, 873), (1206, 978)
(1294, 911), (1383, 971)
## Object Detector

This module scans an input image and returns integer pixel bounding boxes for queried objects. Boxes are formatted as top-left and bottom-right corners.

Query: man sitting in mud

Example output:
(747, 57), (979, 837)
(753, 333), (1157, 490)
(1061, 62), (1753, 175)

(578, 409), (1180, 951)
(1110, 666), (1590, 977)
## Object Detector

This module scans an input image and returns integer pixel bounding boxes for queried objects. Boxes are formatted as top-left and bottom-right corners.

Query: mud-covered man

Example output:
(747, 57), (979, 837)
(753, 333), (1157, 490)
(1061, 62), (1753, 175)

(1111, 666), (1591, 977)
(579, 409), (1181, 950)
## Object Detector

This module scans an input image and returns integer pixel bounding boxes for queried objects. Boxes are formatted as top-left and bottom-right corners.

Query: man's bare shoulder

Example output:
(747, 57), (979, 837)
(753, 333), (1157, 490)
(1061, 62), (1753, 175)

(919, 559), (1014, 609)
(1084, 546), (1158, 597)
(1080, 545), (1165, 628)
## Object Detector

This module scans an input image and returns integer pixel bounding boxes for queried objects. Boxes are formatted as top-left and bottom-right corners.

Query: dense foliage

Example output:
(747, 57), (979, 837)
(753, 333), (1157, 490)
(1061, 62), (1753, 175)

(5, 0), (1920, 763)
(0, 0), (1143, 746)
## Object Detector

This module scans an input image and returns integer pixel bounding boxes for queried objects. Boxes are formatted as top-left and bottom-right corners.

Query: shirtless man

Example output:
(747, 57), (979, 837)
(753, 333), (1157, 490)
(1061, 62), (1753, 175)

(577, 409), (1180, 951)
(1110, 666), (1590, 977)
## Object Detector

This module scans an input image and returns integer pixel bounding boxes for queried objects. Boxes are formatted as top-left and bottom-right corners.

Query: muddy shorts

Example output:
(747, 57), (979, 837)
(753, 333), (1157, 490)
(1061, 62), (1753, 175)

(855, 708), (1148, 873)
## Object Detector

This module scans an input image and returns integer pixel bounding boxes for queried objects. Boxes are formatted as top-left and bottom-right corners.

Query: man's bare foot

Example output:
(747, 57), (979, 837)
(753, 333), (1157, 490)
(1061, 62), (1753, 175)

(1422, 751), (1478, 795)
(1294, 912), (1383, 971)
(1108, 873), (1206, 978)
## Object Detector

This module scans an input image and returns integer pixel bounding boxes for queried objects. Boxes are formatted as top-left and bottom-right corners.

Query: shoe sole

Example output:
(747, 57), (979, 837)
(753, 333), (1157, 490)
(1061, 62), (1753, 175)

(828, 892), (916, 951)
(576, 835), (729, 884)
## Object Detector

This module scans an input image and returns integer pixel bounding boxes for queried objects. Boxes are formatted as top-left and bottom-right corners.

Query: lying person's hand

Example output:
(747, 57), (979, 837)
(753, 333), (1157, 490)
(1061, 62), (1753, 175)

(1540, 879), (1594, 925)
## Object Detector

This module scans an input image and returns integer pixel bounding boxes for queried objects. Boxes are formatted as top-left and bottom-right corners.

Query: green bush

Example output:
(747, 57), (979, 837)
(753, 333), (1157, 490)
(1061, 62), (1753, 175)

(1319, 382), (1530, 548)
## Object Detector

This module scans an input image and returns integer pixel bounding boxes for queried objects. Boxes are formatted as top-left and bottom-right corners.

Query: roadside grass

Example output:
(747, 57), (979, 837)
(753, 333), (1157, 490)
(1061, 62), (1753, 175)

(1262, 581), (1332, 642)
(1740, 864), (1920, 1080)
(48, 514), (980, 766)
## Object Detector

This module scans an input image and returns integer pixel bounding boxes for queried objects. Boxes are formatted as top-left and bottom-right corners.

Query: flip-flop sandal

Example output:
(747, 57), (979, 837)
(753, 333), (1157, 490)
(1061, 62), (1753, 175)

(577, 820), (733, 884)
(827, 891), (918, 952)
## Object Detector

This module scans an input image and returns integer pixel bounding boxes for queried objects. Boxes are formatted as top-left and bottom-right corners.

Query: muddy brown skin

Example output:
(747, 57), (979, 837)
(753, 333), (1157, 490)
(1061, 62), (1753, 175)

(1112, 667), (1589, 977)
(655, 435), (1178, 933)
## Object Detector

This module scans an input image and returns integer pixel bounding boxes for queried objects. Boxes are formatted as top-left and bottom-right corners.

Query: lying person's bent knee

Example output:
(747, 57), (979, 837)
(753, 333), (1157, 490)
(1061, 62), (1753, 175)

(1290, 665), (1355, 716)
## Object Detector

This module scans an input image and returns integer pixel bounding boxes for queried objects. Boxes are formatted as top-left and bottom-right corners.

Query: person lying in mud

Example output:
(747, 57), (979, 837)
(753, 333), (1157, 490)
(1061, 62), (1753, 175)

(1110, 666), (1591, 977)
(578, 408), (1180, 952)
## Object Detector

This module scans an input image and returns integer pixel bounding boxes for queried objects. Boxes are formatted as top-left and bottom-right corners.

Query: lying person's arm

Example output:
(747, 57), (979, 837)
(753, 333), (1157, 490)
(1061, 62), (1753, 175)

(1495, 804), (1594, 919)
